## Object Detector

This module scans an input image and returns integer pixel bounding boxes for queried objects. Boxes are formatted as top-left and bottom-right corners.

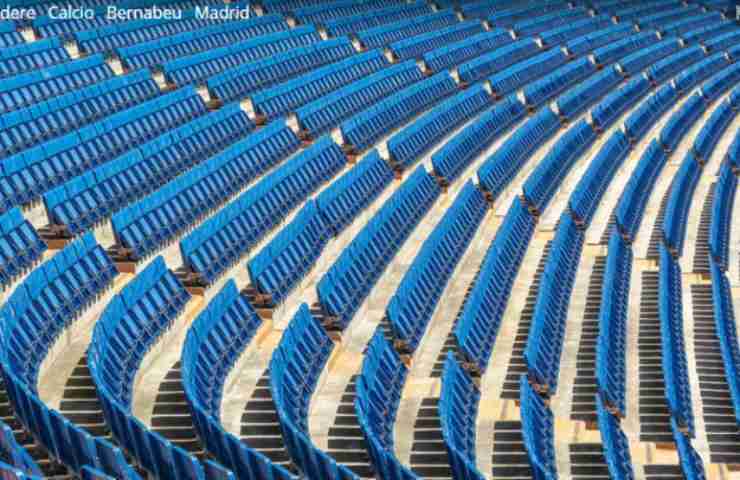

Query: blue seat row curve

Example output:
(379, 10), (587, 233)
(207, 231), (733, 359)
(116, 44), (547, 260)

(709, 161), (737, 271)
(454, 197), (537, 373)
(89, 256), (217, 480)
(596, 231), (633, 416)
(356, 332), (417, 480)
(0, 69), (160, 162)
(295, 58), (419, 138)
(596, 396), (635, 480)
(0, 55), (113, 116)
(488, 49), (568, 99)
(711, 261), (740, 428)
(387, 181), (488, 353)
(248, 200), (331, 306)
(0, 208), (46, 287)
(74, 9), (223, 55)
(520, 377), (557, 480)
(340, 71), (457, 153)
(270, 304), (358, 479)
(432, 95), (527, 183)
(659, 245), (695, 435)
(163, 26), (324, 86)
(323, 2), (432, 37)
(439, 353), (484, 480)
(179, 133), (338, 286)
(293, 0), (402, 25)
(524, 214), (584, 394)
(389, 20), (484, 61)
(522, 120), (597, 216)
(457, 37), (541, 85)
(117, 15), (288, 71)
(0, 416), (41, 477)
(0, 234), (136, 478)
(181, 279), (295, 479)
(318, 166), (440, 330)
(0, 86), (207, 212)
(422, 29), (513, 73)
(662, 153), (702, 257)
(205, 35), (354, 102)
(44, 104), (254, 238)
(388, 84), (492, 171)
(356, 10), (458, 50)
(0, 38), (70, 79)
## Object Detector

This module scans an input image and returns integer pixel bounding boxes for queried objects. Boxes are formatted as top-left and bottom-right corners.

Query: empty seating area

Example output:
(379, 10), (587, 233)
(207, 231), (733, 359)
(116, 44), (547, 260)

(0, 2), (739, 479)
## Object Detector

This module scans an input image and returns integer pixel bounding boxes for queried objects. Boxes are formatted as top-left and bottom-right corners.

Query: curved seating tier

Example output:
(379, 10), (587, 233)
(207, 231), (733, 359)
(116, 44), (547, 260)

(659, 245), (694, 435)
(88, 256), (210, 479)
(0, 38), (70, 79)
(0, 208), (46, 288)
(710, 262), (740, 427)
(45, 103), (254, 238)
(0, 87), (207, 212)
(323, 2), (432, 37)
(355, 332), (416, 480)
(0, 69), (159, 161)
(0, 234), (136, 478)
(204, 34), (353, 101)
(520, 377), (557, 479)
(270, 304), (357, 479)
(709, 162), (737, 271)
(317, 166), (440, 330)
(596, 231), (633, 416)
(388, 84), (492, 171)
(389, 20), (484, 61)
(454, 197), (537, 373)
(181, 279), (294, 479)
(596, 396), (635, 480)
(422, 29), (513, 73)
(163, 26), (325, 87)
(116, 15), (288, 71)
(356, 10), (458, 50)
(387, 181), (487, 352)
(439, 353), (483, 480)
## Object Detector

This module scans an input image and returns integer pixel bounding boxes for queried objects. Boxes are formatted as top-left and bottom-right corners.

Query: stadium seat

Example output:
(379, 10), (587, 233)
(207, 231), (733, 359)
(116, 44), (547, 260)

(423, 29), (512, 73)
(592, 31), (658, 66)
(0, 38), (70, 78)
(179, 134), (337, 285)
(390, 20), (484, 60)
(659, 246), (694, 434)
(316, 150), (394, 236)
(523, 57), (597, 109)
(565, 24), (634, 57)
(0, 70), (159, 161)
(117, 15), (288, 71)
(44, 104), (254, 237)
(711, 262), (740, 427)
(163, 26), (324, 86)
(205, 35), (355, 100)
(524, 214), (584, 393)
(488, 49), (568, 99)
(340, 71), (457, 152)
(458, 38), (540, 85)
(324, 1), (432, 37)
(270, 304), (357, 479)
(317, 166), (440, 330)
(520, 377), (557, 479)
(0, 21), (23, 48)
(709, 165), (737, 271)
(0, 208), (46, 287)
(433, 95), (526, 184)
(477, 106), (560, 199)
(387, 181), (487, 352)
(356, 10), (458, 49)
(523, 120), (597, 215)
(455, 198), (536, 372)
(569, 131), (630, 227)
(661, 154), (702, 256)
(355, 332), (417, 480)
(440, 353), (484, 480)
(616, 140), (668, 241)
(591, 75), (650, 132)
(624, 83), (677, 142)
(0, 87), (207, 211)
(295, 58), (417, 137)
(0, 55), (113, 115)
(389, 85), (491, 171)
(248, 200), (331, 305)
(596, 396), (635, 480)
(595, 232), (632, 416)
(181, 280), (293, 479)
